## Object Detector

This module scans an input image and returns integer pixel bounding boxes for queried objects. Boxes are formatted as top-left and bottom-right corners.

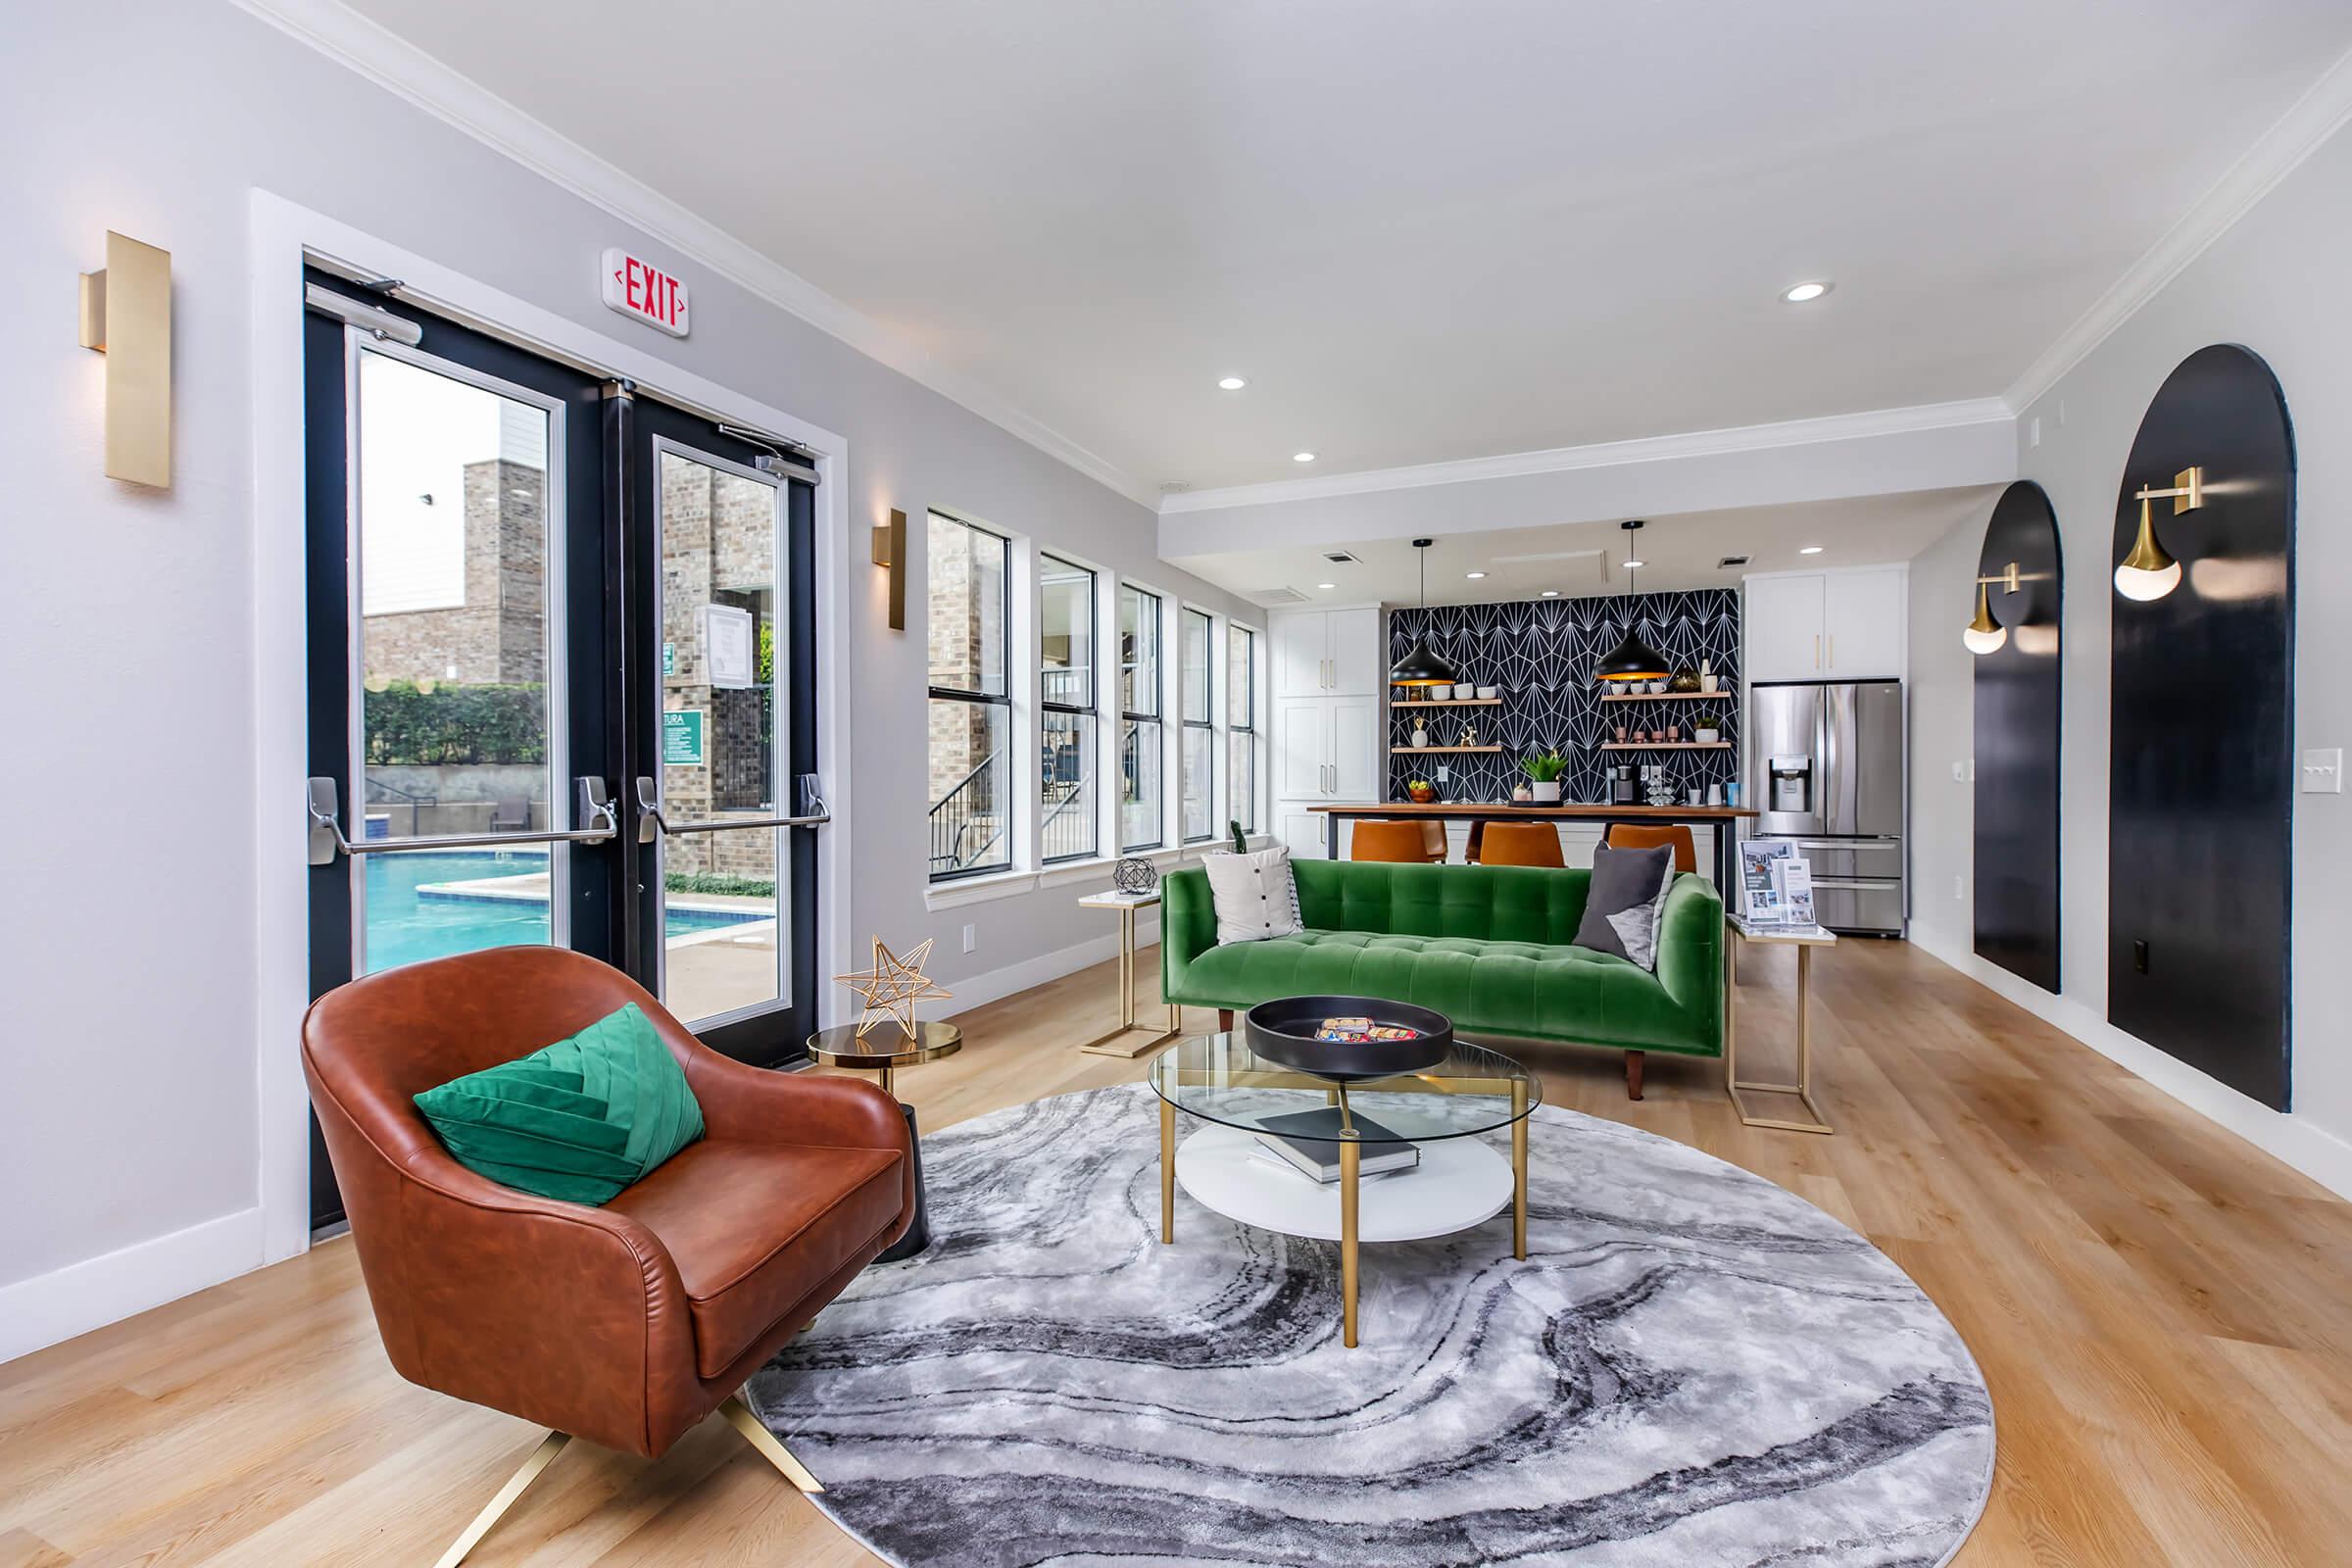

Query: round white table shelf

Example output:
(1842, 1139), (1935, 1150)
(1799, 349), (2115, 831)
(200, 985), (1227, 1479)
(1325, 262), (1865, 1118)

(1174, 1122), (1513, 1245)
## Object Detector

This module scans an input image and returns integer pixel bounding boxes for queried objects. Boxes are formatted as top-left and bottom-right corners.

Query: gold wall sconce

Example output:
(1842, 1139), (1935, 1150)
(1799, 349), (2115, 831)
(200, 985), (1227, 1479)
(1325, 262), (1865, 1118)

(78, 231), (172, 489)
(873, 509), (907, 630)
(1962, 562), (2022, 656)
(2114, 466), (2204, 603)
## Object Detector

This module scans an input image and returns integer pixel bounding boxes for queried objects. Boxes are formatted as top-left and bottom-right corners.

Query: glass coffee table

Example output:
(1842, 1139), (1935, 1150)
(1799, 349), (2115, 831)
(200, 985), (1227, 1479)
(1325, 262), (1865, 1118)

(1147, 1031), (1540, 1348)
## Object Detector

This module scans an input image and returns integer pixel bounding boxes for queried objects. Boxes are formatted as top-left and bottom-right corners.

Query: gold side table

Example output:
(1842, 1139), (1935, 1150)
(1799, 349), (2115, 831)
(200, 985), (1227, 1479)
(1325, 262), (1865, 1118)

(808, 1020), (961, 1259)
(1724, 916), (1836, 1135)
(1075, 889), (1181, 1057)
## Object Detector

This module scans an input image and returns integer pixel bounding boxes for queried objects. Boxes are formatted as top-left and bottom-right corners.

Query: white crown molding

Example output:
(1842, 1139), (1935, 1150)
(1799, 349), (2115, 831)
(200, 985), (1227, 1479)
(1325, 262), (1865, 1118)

(1157, 398), (2014, 514)
(230, 0), (1160, 510)
(2004, 40), (2352, 415)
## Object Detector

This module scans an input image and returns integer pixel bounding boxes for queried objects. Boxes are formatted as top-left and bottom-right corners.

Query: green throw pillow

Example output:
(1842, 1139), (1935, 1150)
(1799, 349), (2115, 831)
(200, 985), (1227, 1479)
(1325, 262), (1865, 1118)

(412, 1003), (705, 1204)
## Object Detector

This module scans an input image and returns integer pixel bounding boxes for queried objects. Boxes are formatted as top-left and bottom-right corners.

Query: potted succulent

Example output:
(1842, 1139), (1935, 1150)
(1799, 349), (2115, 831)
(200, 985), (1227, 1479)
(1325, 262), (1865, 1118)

(1691, 710), (1722, 744)
(1406, 777), (1438, 803)
(1521, 748), (1568, 804)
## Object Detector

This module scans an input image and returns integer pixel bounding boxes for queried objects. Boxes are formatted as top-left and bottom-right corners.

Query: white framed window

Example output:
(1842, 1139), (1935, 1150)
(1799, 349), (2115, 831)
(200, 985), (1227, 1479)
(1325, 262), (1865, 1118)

(927, 513), (1012, 881)
(1118, 583), (1164, 852)
(1227, 621), (1261, 835)
(1039, 553), (1098, 864)
(1179, 605), (1215, 843)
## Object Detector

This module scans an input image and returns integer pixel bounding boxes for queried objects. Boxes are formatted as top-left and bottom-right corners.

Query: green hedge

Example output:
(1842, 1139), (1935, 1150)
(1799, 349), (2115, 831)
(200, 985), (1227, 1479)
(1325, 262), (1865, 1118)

(365, 681), (547, 765)
(663, 870), (777, 899)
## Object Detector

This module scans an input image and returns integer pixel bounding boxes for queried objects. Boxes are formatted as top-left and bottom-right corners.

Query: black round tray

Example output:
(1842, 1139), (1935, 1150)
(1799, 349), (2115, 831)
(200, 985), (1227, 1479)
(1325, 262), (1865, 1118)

(1244, 995), (1454, 1083)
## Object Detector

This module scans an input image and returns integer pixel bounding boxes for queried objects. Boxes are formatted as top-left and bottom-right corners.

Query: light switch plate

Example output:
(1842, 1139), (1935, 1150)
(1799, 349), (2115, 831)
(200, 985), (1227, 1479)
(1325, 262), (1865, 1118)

(2303, 748), (2343, 794)
(961, 922), (977, 954)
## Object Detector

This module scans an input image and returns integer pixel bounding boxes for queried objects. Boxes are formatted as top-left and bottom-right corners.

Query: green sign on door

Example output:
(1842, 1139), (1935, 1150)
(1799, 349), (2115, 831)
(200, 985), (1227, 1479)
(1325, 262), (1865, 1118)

(662, 709), (706, 767)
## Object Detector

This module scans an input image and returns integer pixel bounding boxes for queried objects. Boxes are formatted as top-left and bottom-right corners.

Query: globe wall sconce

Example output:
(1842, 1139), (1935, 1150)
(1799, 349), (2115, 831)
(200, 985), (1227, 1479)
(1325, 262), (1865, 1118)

(2114, 466), (2204, 603)
(1962, 562), (2021, 655)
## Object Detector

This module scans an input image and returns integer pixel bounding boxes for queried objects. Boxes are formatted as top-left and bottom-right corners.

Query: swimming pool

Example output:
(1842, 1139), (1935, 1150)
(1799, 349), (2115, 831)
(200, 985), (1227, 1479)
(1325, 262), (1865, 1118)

(362, 850), (763, 972)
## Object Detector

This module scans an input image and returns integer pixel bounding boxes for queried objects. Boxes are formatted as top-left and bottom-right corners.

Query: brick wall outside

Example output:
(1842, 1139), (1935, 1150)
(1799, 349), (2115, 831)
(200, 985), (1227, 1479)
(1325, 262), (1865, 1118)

(661, 454), (781, 884)
(365, 459), (545, 685)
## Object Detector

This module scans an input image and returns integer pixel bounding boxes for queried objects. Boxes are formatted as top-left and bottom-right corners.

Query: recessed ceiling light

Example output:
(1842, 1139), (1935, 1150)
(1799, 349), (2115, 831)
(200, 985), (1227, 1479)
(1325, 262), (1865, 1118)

(1623, 559), (1645, 570)
(1293, 451), (1316, 464)
(1316, 581), (1337, 590)
(1782, 281), (1833, 304)
(1217, 376), (1248, 391)
(1465, 571), (1487, 580)
(1540, 589), (1560, 598)
(1799, 545), (1824, 555)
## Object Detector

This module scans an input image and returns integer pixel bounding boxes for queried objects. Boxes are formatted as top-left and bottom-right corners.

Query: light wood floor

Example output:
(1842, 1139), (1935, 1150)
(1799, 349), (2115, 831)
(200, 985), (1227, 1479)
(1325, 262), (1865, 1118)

(7, 939), (2352, 1566)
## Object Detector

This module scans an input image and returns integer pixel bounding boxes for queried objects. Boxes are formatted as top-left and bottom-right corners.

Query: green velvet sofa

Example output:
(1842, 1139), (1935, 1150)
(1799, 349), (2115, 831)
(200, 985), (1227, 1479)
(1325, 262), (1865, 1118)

(1160, 858), (1723, 1099)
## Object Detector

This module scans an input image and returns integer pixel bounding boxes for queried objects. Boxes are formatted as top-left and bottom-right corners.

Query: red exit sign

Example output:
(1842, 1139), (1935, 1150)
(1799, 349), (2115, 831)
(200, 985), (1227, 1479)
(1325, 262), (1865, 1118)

(602, 248), (691, 337)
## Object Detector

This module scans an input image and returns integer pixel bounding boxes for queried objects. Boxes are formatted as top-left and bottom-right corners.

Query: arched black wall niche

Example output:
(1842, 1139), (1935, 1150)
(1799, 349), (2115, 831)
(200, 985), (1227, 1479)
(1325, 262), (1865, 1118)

(2109, 343), (2295, 1109)
(1974, 480), (2063, 993)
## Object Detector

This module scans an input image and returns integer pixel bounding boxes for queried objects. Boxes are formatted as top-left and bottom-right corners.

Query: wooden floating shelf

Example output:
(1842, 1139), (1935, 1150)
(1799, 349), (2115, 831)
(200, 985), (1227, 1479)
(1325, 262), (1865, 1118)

(1391, 745), (1502, 754)
(1600, 690), (1734, 702)
(1601, 741), (1733, 751)
(1393, 697), (1503, 708)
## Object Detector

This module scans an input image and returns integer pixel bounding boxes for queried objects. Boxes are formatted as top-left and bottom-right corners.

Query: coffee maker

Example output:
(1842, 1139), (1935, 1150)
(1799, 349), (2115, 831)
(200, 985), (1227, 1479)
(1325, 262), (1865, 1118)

(1608, 763), (1639, 806)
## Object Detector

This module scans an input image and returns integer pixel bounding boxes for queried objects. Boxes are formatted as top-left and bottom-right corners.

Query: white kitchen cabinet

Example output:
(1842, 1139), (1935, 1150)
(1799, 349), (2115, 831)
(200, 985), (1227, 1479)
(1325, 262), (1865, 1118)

(1275, 697), (1329, 798)
(1823, 567), (1906, 677)
(1270, 607), (1381, 696)
(1743, 574), (1827, 682)
(1278, 808), (1327, 860)
(1273, 614), (1326, 698)
(1743, 568), (1905, 683)
(1331, 696), (1379, 797)
(1274, 694), (1379, 803)
(1327, 608), (1381, 694)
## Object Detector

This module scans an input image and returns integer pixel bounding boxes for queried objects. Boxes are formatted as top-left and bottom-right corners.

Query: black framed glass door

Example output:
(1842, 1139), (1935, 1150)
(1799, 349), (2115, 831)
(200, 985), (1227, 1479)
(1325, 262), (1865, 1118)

(302, 271), (819, 1229)
(617, 395), (820, 1066)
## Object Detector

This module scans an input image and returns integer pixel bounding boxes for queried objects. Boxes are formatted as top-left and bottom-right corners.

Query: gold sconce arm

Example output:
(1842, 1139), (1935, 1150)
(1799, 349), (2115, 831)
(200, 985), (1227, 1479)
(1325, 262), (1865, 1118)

(2134, 466), (2205, 514)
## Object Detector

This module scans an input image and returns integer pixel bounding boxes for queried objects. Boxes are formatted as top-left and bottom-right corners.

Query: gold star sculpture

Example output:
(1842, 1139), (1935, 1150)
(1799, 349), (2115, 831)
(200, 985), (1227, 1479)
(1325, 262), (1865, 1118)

(835, 936), (954, 1039)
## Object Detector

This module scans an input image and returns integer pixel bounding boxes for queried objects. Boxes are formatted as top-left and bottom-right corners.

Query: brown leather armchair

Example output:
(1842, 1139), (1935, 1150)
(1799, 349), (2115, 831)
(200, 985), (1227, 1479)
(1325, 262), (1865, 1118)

(302, 947), (913, 1566)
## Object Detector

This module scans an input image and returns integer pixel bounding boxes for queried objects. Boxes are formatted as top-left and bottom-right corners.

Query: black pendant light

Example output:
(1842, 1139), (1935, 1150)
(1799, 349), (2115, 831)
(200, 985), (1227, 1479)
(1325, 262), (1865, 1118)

(1389, 538), (1463, 688)
(1593, 519), (1670, 682)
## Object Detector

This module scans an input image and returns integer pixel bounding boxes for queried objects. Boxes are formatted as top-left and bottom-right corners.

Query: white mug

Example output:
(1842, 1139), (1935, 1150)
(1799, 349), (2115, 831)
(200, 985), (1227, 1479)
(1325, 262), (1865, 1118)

(1706, 783), (1725, 806)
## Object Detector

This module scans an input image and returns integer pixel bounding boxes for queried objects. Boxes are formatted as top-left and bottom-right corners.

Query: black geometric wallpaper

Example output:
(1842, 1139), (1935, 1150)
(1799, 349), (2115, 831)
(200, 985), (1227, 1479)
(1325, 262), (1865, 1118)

(1388, 589), (1741, 804)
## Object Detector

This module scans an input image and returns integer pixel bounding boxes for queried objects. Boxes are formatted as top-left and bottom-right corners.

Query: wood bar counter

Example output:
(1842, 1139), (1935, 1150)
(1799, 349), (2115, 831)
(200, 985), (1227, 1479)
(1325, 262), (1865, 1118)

(1307, 801), (1760, 888)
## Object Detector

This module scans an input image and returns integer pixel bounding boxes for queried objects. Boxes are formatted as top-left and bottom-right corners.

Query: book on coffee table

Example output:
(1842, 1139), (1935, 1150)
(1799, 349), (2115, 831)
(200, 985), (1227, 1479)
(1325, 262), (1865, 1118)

(1251, 1106), (1420, 1183)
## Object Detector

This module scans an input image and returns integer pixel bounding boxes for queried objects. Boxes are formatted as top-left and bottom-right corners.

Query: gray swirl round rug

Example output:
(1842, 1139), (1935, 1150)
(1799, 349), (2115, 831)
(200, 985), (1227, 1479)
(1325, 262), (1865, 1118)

(746, 1084), (1993, 1568)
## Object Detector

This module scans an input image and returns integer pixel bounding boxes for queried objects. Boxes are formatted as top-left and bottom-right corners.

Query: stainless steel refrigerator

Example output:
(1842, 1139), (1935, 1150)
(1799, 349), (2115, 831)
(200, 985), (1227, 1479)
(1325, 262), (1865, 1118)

(1745, 680), (1906, 935)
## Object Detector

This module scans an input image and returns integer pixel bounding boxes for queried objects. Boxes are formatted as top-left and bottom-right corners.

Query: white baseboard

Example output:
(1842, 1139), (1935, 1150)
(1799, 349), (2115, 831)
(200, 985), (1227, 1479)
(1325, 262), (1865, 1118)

(942, 922), (1158, 1020)
(1908, 928), (2352, 1201)
(0, 1206), (268, 1365)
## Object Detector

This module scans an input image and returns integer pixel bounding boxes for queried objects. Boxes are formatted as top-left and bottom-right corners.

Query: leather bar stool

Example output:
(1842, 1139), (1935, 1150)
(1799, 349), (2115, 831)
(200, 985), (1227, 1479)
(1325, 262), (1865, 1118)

(1604, 821), (1697, 871)
(1478, 821), (1566, 868)
(1348, 820), (1429, 862)
(1417, 820), (1448, 863)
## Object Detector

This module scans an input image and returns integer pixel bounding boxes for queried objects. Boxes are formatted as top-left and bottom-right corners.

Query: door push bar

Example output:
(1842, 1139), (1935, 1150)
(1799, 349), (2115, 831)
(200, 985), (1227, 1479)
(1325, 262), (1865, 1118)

(307, 776), (620, 866)
(635, 774), (832, 844)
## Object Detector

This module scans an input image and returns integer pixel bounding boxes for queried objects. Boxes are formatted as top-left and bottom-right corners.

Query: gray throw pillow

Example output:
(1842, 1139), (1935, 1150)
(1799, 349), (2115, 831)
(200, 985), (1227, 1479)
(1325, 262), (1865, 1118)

(1573, 843), (1675, 970)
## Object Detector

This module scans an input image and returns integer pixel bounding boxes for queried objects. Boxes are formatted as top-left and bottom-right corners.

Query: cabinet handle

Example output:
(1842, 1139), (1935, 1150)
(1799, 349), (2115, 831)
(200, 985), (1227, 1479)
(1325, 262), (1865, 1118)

(1814, 633), (1821, 670)
(1828, 633), (1836, 668)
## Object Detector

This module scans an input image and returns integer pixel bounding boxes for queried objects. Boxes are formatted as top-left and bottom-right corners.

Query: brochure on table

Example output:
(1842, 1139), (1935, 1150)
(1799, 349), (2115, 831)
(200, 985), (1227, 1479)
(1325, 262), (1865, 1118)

(1739, 840), (1816, 929)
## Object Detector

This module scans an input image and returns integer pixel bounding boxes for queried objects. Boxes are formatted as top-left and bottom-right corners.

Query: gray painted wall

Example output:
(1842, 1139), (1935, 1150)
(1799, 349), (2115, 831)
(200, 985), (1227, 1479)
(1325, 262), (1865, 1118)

(0, 0), (1247, 1302)
(1907, 120), (2352, 1179)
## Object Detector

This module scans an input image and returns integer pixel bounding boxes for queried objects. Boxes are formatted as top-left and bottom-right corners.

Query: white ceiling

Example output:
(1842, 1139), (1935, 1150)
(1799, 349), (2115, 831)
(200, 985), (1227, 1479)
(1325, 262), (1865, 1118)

(1170, 488), (2002, 607)
(340, 0), (2352, 495)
